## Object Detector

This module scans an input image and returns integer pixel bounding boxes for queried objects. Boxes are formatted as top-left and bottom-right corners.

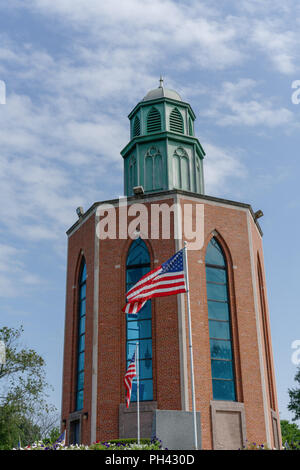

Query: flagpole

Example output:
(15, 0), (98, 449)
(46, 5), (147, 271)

(136, 341), (140, 445)
(183, 241), (198, 450)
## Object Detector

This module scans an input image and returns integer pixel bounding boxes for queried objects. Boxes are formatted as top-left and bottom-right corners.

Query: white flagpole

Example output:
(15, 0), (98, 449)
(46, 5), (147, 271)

(136, 341), (140, 445)
(183, 241), (198, 450)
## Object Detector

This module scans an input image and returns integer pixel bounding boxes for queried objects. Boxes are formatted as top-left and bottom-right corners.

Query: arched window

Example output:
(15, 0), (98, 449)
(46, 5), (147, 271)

(133, 116), (141, 137)
(173, 147), (190, 191)
(145, 147), (163, 191)
(257, 256), (275, 410)
(188, 117), (193, 136)
(196, 157), (201, 192)
(128, 156), (137, 195)
(76, 259), (86, 410)
(205, 238), (236, 401)
(126, 239), (153, 402)
(147, 107), (161, 133)
(170, 107), (184, 134)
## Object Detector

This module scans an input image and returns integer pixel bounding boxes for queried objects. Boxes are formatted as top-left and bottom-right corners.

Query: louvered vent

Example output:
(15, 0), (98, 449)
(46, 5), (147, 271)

(170, 108), (184, 134)
(147, 107), (161, 133)
(133, 116), (140, 137)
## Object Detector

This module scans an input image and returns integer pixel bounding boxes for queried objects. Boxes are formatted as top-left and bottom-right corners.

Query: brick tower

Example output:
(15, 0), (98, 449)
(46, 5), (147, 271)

(61, 80), (281, 450)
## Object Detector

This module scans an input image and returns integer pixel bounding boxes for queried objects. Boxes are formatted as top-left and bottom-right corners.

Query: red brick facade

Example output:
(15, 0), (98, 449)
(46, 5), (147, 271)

(61, 190), (281, 449)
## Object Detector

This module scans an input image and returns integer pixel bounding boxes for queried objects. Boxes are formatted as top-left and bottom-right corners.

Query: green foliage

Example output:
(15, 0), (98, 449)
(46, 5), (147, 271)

(0, 325), (55, 450)
(281, 420), (300, 450)
(288, 367), (300, 422)
(0, 404), (41, 450)
(240, 441), (270, 450)
(17, 438), (164, 451)
(90, 438), (163, 450)
(43, 426), (61, 445)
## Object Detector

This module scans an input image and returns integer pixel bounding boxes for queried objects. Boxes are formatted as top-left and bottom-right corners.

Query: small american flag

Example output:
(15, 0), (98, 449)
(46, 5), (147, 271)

(123, 249), (187, 314)
(124, 351), (137, 408)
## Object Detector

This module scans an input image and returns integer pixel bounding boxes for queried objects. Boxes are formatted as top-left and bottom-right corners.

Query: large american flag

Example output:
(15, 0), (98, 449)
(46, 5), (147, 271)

(124, 351), (137, 408)
(123, 249), (187, 314)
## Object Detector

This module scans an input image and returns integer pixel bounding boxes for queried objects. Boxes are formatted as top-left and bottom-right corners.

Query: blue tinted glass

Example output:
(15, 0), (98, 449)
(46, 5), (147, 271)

(79, 316), (85, 335)
(126, 239), (153, 402)
(207, 301), (229, 321)
(80, 263), (87, 283)
(212, 379), (236, 401)
(77, 371), (84, 390)
(206, 283), (228, 301)
(139, 339), (152, 361)
(211, 359), (234, 380)
(78, 351), (85, 372)
(137, 301), (152, 320)
(127, 239), (150, 267)
(130, 380), (153, 402)
(78, 334), (85, 352)
(127, 320), (152, 340)
(76, 390), (84, 410)
(80, 283), (86, 300)
(126, 266), (149, 290)
(126, 301), (151, 322)
(139, 359), (153, 379)
(127, 341), (152, 362)
(205, 239), (225, 267)
(206, 266), (226, 284)
(127, 321), (139, 340)
(210, 339), (232, 360)
(127, 342), (137, 360)
(80, 299), (86, 317)
(140, 380), (153, 401)
(209, 320), (231, 340)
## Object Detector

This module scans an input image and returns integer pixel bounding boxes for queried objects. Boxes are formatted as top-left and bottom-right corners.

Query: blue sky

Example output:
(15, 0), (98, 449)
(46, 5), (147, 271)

(1, 0), (300, 424)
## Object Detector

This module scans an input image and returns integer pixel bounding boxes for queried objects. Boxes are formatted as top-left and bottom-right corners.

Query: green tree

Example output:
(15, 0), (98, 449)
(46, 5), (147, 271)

(288, 366), (300, 421)
(0, 325), (55, 449)
(281, 420), (300, 448)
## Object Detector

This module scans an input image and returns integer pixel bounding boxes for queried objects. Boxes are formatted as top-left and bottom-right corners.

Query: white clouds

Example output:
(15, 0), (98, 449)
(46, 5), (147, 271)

(0, 0), (298, 300)
(0, 244), (42, 297)
(203, 143), (247, 197)
(250, 20), (299, 75)
(205, 79), (295, 128)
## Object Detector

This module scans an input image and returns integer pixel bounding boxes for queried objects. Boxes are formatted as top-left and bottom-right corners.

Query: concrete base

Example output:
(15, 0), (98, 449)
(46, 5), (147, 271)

(210, 401), (246, 450)
(151, 410), (201, 450)
(119, 402), (157, 439)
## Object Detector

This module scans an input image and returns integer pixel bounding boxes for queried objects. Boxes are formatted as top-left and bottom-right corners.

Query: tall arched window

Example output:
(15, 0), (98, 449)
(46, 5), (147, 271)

(173, 147), (190, 191)
(147, 107), (161, 133)
(205, 238), (236, 401)
(76, 260), (86, 410)
(145, 146), (163, 191)
(196, 157), (201, 192)
(128, 156), (137, 195)
(188, 117), (193, 136)
(126, 239), (153, 402)
(257, 256), (275, 410)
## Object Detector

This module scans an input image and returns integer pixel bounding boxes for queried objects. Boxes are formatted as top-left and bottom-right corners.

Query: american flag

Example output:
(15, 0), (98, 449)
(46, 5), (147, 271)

(124, 351), (137, 408)
(123, 249), (187, 314)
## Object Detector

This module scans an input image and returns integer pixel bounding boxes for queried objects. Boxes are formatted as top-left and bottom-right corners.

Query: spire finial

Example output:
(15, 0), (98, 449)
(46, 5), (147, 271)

(159, 75), (164, 88)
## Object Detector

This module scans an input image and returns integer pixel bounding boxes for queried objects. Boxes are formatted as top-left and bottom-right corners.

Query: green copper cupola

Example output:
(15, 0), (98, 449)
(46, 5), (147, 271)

(121, 78), (206, 197)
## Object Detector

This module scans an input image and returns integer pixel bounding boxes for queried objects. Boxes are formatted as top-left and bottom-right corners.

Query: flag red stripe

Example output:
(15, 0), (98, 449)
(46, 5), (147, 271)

(127, 272), (185, 300)
(129, 281), (186, 301)
(128, 272), (185, 297)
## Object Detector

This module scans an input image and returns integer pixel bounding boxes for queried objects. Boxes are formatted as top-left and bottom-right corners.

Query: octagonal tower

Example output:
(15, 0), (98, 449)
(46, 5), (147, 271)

(121, 78), (206, 197)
